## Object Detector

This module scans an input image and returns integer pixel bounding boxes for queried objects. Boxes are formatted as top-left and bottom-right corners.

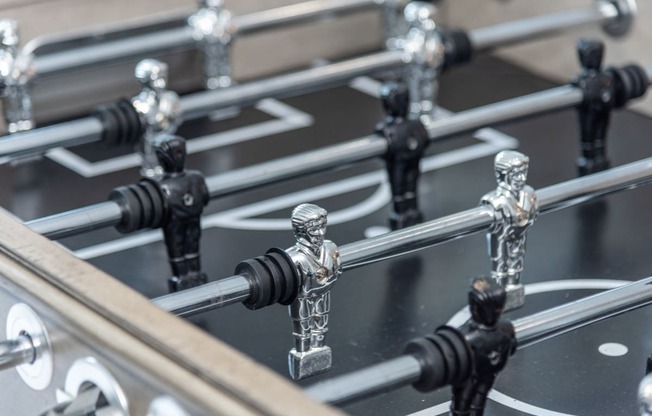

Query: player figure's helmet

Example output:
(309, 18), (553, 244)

(468, 277), (506, 327)
(155, 135), (187, 174)
(380, 83), (410, 119)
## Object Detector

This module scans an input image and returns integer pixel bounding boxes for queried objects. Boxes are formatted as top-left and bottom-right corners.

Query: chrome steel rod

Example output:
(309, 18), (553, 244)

(340, 207), (496, 270)
(537, 157), (652, 214)
(34, 27), (194, 77)
(26, 201), (124, 240)
(33, 0), (380, 78)
(0, 117), (103, 163)
(18, 82), (641, 241)
(233, 0), (378, 35)
(206, 134), (387, 198)
(142, 157), (652, 316)
(469, 2), (617, 53)
(0, 334), (35, 372)
(152, 275), (252, 317)
(305, 355), (422, 406)
(306, 276), (652, 405)
(340, 156), (652, 270)
(180, 50), (406, 121)
(514, 276), (652, 348)
(426, 85), (583, 141)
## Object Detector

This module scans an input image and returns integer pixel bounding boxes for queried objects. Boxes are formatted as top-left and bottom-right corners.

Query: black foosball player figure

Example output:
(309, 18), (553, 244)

(149, 135), (210, 292)
(451, 277), (516, 416)
(376, 83), (430, 230)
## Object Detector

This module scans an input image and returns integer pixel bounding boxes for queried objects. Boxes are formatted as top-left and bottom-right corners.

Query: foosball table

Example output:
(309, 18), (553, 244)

(0, 1), (650, 415)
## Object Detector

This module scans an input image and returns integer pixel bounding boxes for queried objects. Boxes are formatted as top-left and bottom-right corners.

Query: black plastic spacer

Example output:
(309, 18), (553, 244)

(235, 247), (300, 310)
(93, 98), (143, 147)
(403, 326), (471, 392)
(108, 181), (166, 234)
(441, 29), (473, 70)
(607, 64), (649, 108)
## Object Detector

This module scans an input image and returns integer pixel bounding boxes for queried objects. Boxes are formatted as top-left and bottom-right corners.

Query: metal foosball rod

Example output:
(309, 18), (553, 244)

(152, 155), (652, 316)
(30, 0), (394, 78)
(27, 0), (632, 78)
(24, 58), (652, 240)
(0, 0), (636, 149)
(304, 275), (652, 406)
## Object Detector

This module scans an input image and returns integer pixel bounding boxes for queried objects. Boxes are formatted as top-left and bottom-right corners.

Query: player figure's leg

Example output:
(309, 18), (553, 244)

(310, 292), (330, 349)
(290, 297), (312, 353)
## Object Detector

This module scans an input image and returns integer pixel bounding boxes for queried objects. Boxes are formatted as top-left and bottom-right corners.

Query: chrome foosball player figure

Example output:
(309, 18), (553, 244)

(480, 151), (538, 310)
(0, 19), (33, 134)
(188, 0), (234, 90)
(402, 2), (445, 123)
(131, 59), (182, 178)
(151, 135), (209, 292)
(286, 204), (341, 380)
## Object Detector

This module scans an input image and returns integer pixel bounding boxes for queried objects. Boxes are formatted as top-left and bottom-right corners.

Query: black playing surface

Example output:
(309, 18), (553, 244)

(5, 55), (652, 415)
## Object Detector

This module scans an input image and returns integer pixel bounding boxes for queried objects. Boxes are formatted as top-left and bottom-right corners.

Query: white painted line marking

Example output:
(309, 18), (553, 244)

(45, 98), (313, 177)
(405, 401), (451, 416)
(598, 343), (628, 357)
(488, 389), (577, 416)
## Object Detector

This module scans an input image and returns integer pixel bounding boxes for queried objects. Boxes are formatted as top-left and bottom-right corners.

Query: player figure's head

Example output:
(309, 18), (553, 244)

(403, 1), (437, 32)
(154, 135), (186, 174)
(495, 151), (529, 194)
(380, 83), (409, 120)
(0, 20), (19, 50)
(469, 277), (506, 328)
(135, 59), (168, 91)
(291, 204), (328, 253)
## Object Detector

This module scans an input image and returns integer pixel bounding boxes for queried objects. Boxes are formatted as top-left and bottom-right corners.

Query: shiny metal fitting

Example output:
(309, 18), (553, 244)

(189, 0), (235, 90)
(377, 0), (404, 50)
(639, 373), (652, 416)
(286, 204), (341, 379)
(400, 2), (445, 123)
(480, 151), (538, 310)
(0, 19), (34, 134)
(599, 0), (637, 38)
(289, 346), (332, 380)
(131, 59), (182, 178)
(6, 303), (53, 391)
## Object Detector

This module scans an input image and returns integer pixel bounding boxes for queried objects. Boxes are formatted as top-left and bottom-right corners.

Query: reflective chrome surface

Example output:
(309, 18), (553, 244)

(469, 2), (619, 53)
(513, 277), (652, 348)
(151, 274), (251, 317)
(639, 373), (652, 416)
(305, 354), (422, 405)
(188, 0), (235, 90)
(0, 19), (33, 133)
(480, 151), (538, 310)
(401, 2), (444, 122)
(26, 201), (124, 240)
(0, 334), (34, 372)
(286, 204), (342, 380)
(6, 303), (53, 391)
(131, 59), (183, 178)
